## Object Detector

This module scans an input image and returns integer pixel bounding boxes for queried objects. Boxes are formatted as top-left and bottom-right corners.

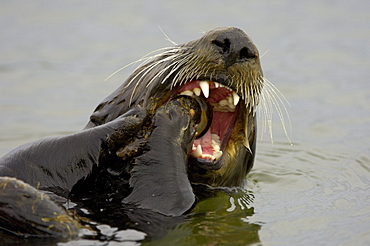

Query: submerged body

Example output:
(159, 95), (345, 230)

(0, 27), (264, 239)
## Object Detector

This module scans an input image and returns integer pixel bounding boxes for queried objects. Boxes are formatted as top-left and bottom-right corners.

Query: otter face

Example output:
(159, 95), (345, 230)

(88, 27), (264, 187)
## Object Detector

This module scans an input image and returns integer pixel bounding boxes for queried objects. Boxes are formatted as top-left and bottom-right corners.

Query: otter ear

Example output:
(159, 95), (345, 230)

(123, 105), (196, 217)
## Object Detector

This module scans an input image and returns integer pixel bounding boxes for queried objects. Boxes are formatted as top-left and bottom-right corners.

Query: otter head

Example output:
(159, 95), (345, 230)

(87, 27), (264, 188)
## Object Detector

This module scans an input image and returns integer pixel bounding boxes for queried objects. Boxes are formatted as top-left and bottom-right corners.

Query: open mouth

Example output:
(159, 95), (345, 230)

(176, 80), (240, 168)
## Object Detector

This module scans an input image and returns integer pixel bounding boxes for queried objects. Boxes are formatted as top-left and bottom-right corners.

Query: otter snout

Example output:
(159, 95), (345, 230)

(211, 27), (259, 68)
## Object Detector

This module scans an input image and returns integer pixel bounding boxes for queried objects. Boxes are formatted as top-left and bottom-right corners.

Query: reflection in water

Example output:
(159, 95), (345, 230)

(55, 188), (260, 245)
(146, 189), (261, 246)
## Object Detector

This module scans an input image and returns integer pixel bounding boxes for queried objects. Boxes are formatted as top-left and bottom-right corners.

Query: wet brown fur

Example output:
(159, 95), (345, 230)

(86, 27), (264, 187)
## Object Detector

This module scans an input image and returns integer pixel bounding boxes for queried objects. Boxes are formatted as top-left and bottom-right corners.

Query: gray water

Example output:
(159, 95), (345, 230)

(1, 1), (369, 245)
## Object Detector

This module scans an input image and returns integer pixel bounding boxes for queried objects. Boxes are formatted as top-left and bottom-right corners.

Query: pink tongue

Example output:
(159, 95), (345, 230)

(193, 111), (234, 156)
(193, 130), (213, 155)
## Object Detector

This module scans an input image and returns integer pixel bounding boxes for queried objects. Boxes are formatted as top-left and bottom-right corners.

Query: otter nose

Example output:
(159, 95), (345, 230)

(212, 29), (258, 68)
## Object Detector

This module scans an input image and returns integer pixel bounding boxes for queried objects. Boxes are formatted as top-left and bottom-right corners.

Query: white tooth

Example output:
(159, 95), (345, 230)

(213, 151), (223, 160)
(203, 154), (215, 161)
(199, 81), (209, 98)
(232, 92), (240, 106)
(211, 134), (221, 152)
(219, 99), (228, 106)
(214, 82), (220, 88)
(212, 139), (220, 146)
(228, 95), (233, 105)
(211, 135), (221, 146)
(193, 145), (202, 158)
(211, 144), (220, 152)
(193, 87), (201, 96)
(180, 90), (193, 96)
(212, 139), (220, 145)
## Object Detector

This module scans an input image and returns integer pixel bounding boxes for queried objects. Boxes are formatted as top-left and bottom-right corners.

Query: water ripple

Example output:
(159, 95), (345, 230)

(247, 141), (370, 245)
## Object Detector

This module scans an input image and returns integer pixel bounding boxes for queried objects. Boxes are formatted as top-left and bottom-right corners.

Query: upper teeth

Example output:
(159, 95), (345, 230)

(199, 81), (209, 98)
(180, 90), (194, 96)
(179, 81), (240, 107)
(193, 87), (201, 96)
(232, 91), (240, 106)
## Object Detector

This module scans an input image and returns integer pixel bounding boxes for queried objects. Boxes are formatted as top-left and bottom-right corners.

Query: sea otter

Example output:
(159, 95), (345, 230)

(0, 27), (264, 239)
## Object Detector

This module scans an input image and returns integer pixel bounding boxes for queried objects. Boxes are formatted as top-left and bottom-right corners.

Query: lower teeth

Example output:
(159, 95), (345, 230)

(191, 134), (222, 161)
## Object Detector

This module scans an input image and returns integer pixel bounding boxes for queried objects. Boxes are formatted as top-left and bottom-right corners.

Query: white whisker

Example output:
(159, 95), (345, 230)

(259, 49), (269, 59)
(259, 85), (274, 141)
(159, 26), (178, 45)
(105, 47), (184, 81)
(128, 60), (172, 104)
(163, 55), (192, 89)
(146, 56), (182, 88)
(258, 77), (291, 143)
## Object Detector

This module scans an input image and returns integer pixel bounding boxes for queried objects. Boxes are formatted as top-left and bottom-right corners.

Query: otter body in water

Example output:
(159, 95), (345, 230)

(0, 27), (264, 239)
